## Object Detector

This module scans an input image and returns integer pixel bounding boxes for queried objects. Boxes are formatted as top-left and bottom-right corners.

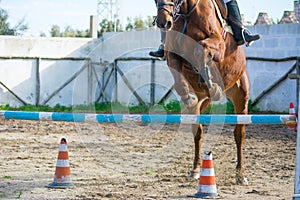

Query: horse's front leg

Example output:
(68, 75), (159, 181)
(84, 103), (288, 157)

(183, 100), (203, 179)
(194, 39), (224, 101)
(185, 98), (210, 179)
(167, 52), (198, 108)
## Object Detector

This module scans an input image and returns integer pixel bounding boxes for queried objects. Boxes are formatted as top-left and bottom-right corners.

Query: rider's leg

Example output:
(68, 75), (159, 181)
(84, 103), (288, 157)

(226, 0), (260, 46)
(149, 30), (165, 58)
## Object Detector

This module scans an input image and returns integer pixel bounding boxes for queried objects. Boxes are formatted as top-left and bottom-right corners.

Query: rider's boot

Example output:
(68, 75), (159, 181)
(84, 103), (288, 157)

(226, 0), (260, 46)
(149, 30), (166, 58)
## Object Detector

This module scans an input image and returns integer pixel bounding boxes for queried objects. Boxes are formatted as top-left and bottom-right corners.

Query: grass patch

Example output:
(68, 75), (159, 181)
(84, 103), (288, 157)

(3, 175), (12, 179)
(16, 190), (23, 199)
(0, 99), (259, 114)
(206, 100), (259, 114)
(145, 169), (156, 175)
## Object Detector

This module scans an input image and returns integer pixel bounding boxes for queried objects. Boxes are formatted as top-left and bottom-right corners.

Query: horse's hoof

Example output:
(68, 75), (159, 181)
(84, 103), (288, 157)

(189, 171), (200, 179)
(181, 93), (198, 108)
(236, 176), (248, 185)
(209, 83), (222, 101)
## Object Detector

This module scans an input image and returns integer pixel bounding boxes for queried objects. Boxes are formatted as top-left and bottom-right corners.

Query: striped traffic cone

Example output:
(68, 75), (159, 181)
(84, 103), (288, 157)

(289, 102), (297, 131)
(194, 151), (217, 198)
(47, 138), (75, 189)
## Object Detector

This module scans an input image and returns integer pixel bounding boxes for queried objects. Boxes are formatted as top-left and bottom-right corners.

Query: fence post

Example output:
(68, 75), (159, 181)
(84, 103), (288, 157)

(150, 59), (156, 106)
(36, 58), (41, 106)
(293, 57), (300, 200)
(114, 60), (118, 102)
(297, 58), (300, 114)
(87, 60), (93, 104)
(89, 15), (98, 38)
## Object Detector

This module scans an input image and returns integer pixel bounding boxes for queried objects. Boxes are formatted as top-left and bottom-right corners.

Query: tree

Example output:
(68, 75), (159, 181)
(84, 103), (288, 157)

(49, 25), (89, 38)
(145, 16), (155, 30)
(134, 16), (145, 30)
(125, 17), (134, 31)
(125, 16), (154, 31)
(39, 31), (46, 37)
(99, 18), (122, 36)
(0, 3), (28, 35)
(61, 26), (77, 37)
(75, 29), (89, 38)
(13, 17), (28, 35)
(50, 25), (61, 37)
(0, 8), (12, 35)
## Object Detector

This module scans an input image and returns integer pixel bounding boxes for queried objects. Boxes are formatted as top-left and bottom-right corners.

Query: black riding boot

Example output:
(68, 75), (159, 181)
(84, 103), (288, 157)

(149, 30), (166, 58)
(226, 0), (260, 46)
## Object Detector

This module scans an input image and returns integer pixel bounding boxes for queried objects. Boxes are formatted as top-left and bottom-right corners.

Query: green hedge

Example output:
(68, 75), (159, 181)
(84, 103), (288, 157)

(0, 100), (259, 114)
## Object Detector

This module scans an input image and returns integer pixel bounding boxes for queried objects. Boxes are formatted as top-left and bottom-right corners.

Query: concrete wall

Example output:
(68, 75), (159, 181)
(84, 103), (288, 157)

(245, 24), (300, 58)
(0, 36), (101, 107)
(0, 24), (299, 112)
(245, 24), (300, 111)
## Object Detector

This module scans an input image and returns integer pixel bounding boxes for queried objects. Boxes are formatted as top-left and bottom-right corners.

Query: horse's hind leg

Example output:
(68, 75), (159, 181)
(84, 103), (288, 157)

(190, 123), (203, 179)
(233, 123), (248, 185)
(226, 73), (250, 185)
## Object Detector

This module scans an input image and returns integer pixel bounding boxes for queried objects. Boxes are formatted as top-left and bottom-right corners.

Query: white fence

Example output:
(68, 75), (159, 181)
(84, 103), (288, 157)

(0, 24), (300, 112)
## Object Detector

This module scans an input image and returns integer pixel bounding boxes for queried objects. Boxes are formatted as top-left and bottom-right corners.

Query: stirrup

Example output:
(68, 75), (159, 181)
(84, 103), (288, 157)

(241, 28), (260, 47)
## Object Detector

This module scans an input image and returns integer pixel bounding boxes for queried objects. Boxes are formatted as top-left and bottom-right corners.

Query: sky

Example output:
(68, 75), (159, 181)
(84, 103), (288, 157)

(0, 0), (295, 36)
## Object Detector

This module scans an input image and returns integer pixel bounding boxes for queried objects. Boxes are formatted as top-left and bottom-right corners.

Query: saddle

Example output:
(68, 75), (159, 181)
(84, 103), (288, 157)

(211, 0), (233, 38)
(214, 0), (227, 19)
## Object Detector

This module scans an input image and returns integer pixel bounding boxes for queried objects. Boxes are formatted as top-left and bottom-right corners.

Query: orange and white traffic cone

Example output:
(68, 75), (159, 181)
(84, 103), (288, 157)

(47, 138), (75, 189)
(289, 102), (297, 131)
(194, 151), (217, 198)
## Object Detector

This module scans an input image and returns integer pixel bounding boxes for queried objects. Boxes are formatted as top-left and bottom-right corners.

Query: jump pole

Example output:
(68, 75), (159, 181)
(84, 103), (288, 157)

(0, 111), (296, 125)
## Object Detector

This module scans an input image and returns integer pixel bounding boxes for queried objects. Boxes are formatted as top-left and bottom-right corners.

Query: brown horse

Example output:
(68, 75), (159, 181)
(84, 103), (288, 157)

(155, 0), (250, 185)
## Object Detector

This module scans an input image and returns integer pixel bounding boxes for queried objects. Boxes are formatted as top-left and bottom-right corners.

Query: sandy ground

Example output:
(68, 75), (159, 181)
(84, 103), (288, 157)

(0, 118), (297, 200)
